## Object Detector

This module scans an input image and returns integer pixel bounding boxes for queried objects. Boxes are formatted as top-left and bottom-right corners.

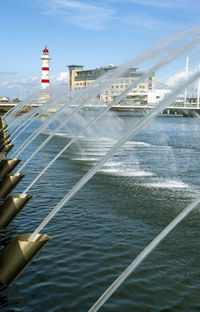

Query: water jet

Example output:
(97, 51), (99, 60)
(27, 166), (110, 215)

(15, 36), (199, 175)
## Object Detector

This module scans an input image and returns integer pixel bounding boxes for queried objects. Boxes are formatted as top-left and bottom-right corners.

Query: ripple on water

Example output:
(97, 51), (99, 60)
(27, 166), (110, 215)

(1, 117), (200, 311)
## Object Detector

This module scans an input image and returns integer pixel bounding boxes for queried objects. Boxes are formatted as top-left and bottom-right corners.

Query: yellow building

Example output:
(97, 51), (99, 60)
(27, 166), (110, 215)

(68, 64), (155, 103)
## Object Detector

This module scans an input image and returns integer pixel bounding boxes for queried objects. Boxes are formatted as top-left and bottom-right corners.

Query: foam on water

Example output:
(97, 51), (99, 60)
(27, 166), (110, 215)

(126, 141), (153, 147)
(101, 161), (123, 167)
(70, 157), (99, 162)
(100, 167), (155, 177)
(79, 152), (107, 156)
(143, 179), (190, 189)
(53, 132), (68, 137)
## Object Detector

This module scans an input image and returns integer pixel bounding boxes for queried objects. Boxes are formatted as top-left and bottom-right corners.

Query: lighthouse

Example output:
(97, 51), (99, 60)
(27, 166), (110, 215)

(41, 46), (51, 89)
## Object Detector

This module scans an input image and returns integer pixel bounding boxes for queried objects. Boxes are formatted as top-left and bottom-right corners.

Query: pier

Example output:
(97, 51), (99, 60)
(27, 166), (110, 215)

(111, 105), (200, 117)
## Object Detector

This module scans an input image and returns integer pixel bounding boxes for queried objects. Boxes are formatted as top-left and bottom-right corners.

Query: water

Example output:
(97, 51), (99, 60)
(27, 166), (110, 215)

(1, 116), (200, 311)
(3, 27), (200, 311)
(28, 67), (200, 241)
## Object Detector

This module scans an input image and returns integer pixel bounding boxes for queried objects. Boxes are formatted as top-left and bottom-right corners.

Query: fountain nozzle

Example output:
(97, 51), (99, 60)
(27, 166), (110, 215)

(0, 173), (25, 198)
(0, 194), (33, 228)
(0, 233), (51, 288)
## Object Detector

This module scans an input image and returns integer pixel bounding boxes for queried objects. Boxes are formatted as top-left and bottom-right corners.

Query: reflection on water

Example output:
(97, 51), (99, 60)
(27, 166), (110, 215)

(1, 116), (200, 311)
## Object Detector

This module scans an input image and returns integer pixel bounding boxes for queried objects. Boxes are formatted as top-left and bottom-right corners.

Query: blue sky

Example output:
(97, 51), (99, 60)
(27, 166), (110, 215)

(1, 0), (200, 98)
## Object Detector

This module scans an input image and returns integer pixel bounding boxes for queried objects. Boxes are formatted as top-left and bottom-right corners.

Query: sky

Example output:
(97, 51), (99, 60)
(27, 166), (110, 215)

(1, 0), (200, 99)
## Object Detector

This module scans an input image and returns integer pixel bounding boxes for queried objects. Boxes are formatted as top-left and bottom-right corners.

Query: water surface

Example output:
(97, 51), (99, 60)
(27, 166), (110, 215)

(1, 116), (200, 312)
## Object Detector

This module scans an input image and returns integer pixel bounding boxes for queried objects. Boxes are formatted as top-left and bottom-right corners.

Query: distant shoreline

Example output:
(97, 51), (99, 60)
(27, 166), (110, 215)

(0, 103), (199, 117)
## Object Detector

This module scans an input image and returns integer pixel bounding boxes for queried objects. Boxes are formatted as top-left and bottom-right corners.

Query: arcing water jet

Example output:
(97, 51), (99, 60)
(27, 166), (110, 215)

(29, 62), (200, 242)
(14, 33), (200, 175)
(9, 28), (194, 161)
(21, 37), (200, 195)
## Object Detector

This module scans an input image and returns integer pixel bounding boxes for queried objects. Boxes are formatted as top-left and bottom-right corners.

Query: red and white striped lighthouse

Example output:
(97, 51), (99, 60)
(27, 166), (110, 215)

(41, 46), (51, 89)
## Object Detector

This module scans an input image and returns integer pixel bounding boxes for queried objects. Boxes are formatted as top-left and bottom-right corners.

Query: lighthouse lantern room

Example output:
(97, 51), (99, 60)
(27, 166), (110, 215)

(41, 46), (51, 89)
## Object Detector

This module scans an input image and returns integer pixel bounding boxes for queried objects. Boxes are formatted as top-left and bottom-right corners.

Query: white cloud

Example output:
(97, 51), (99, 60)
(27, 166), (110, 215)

(0, 81), (10, 87)
(7, 76), (40, 87)
(0, 71), (68, 96)
(126, 0), (186, 9)
(166, 71), (186, 87)
(166, 70), (199, 88)
(120, 14), (168, 29)
(23, 0), (199, 32)
(52, 71), (68, 83)
(42, 0), (115, 30)
(111, 0), (197, 10)
(0, 71), (18, 76)
(0, 70), (68, 99)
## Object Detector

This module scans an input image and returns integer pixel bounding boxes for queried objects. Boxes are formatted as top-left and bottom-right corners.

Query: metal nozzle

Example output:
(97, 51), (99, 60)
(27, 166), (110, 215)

(0, 233), (51, 287)
(0, 153), (7, 164)
(0, 133), (10, 141)
(0, 139), (11, 146)
(0, 144), (14, 154)
(0, 159), (21, 179)
(0, 125), (7, 132)
(0, 173), (25, 198)
(0, 129), (9, 135)
(0, 138), (11, 145)
(0, 194), (32, 228)
(0, 119), (7, 129)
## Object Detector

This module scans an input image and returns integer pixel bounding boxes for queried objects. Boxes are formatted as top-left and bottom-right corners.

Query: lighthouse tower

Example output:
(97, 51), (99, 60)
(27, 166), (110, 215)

(41, 46), (51, 89)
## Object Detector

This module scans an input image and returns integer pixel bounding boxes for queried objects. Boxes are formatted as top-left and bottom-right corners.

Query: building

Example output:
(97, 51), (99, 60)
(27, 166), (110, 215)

(117, 89), (170, 107)
(67, 64), (155, 103)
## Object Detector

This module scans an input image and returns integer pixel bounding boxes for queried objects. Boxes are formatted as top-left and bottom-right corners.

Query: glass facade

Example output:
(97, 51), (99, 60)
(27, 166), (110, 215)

(67, 64), (155, 103)
(75, 66), (116, 81)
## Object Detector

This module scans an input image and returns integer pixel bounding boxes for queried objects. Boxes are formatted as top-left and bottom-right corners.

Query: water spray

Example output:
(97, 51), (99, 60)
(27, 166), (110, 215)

(9, 28), (193, 160)
(10, 88), (71, 143)
(28, 65), (200, 242)
(21, 37), (200, 194)
(13, 34), (200, 173)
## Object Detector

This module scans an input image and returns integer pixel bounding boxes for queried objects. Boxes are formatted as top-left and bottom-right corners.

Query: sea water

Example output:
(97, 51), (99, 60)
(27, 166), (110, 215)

(1, 115), (200, 312)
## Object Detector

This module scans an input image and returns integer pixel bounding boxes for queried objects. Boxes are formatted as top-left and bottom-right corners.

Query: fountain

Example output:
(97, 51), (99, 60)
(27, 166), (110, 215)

(20, 37), (200, 195)
(8, 86), (69, 137)
(1, 29), (200, 308)
(88, 194), (200, 311)
(0, 117), (32, 230)
(9, 27), (196, 161)
(27, 66), (200, 242)
(12, 34), (200, 178)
